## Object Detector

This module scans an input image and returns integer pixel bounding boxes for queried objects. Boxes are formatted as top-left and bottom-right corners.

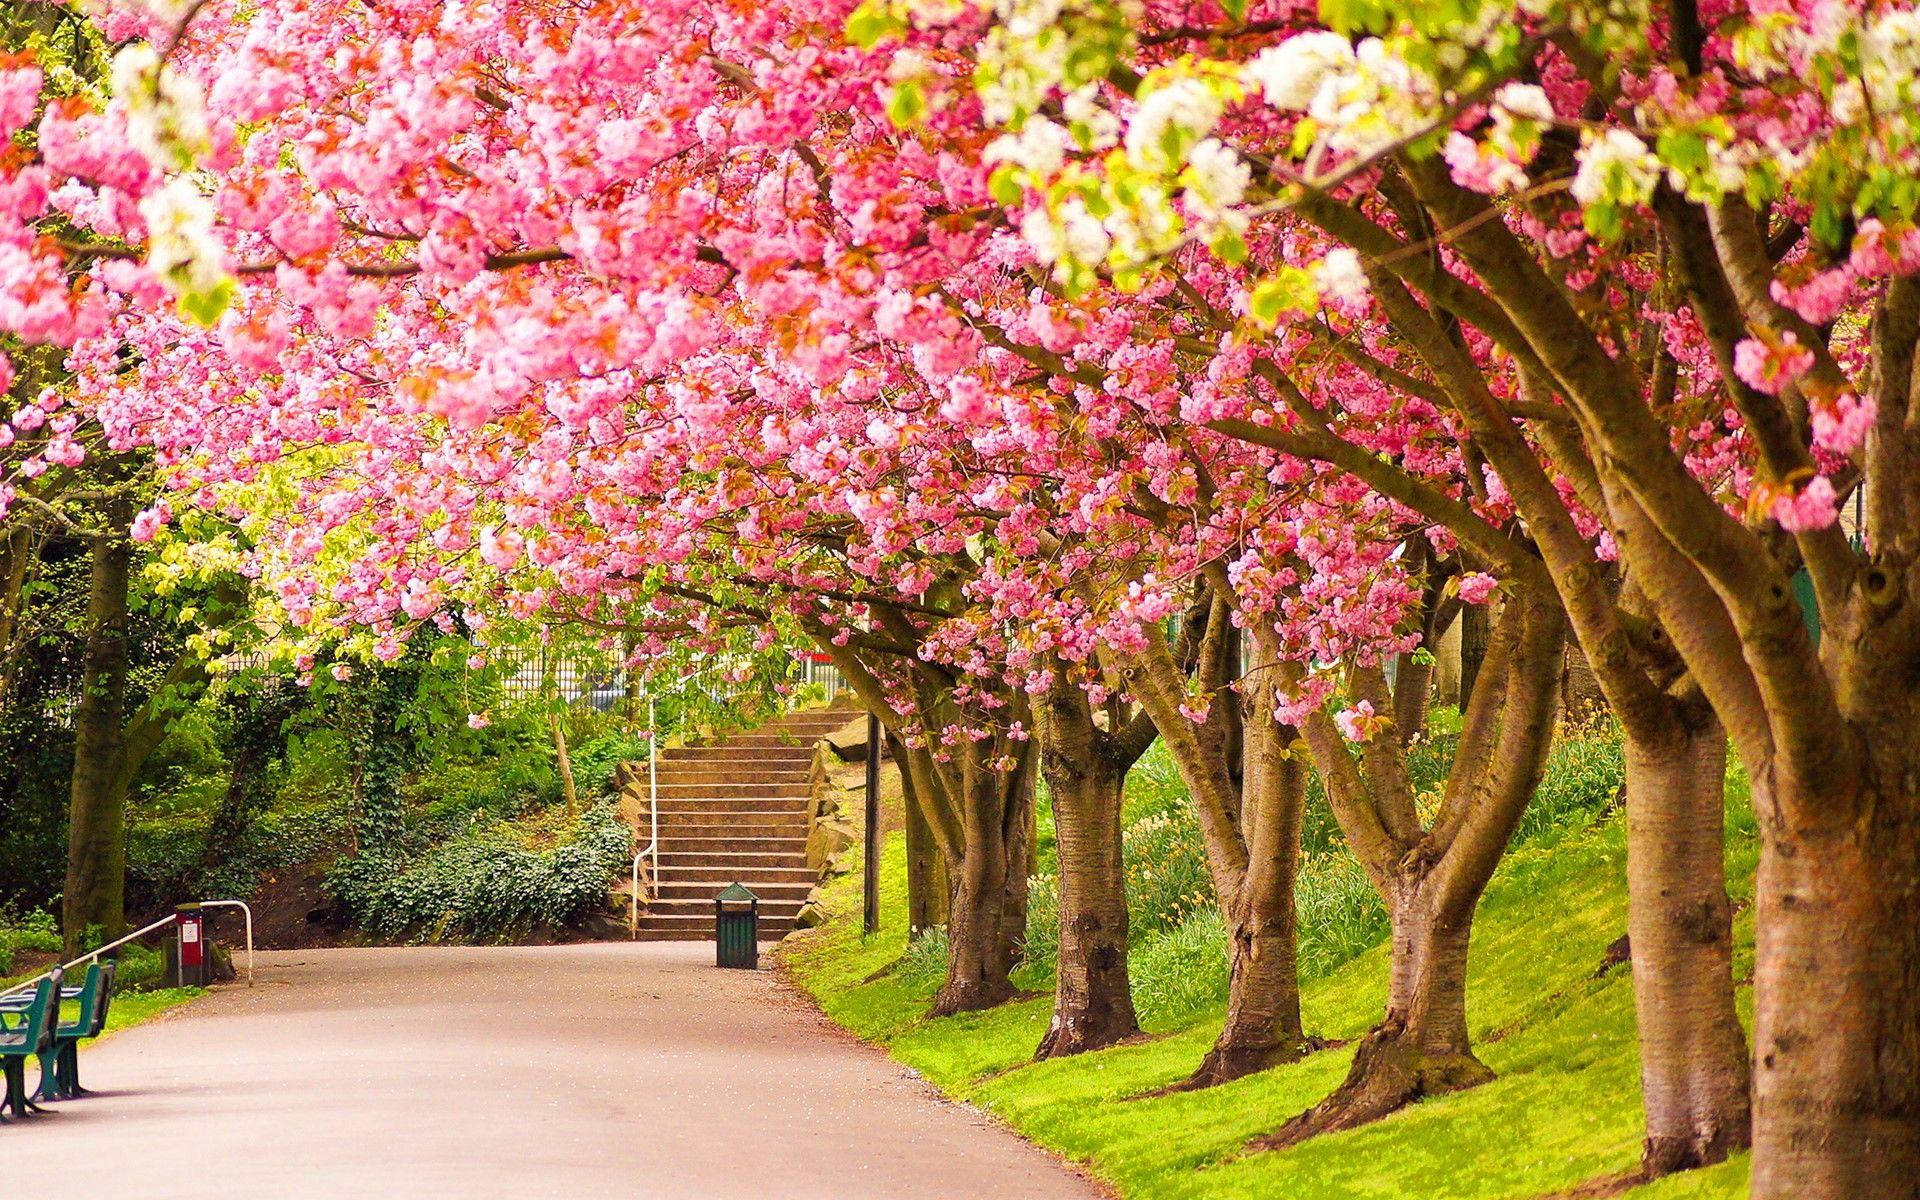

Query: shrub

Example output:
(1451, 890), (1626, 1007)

(897, 927), (952, 992)
(113, 943), (165, 993)
(1518, 725), (1625, 843)
(326, 803), (633, 942)
(1296, 851), (1388, 981)
(567, 729), (655, 800)
(0, 907), (60, 977)
(1121, 805), (1216, 938)
(1130, 909), (1230, 1029)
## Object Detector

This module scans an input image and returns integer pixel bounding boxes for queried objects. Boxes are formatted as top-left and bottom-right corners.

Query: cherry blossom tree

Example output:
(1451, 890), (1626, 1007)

(880, 0), (1920, 1191)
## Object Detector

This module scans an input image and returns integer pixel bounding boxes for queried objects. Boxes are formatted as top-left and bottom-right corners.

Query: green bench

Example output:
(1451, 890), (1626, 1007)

(36, 962), (115, 1103)
(0, 969), (62, 1121)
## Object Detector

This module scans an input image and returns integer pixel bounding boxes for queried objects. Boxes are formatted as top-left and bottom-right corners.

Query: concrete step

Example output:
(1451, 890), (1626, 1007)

(656, 811), (811, 827)
(658, 864), (816, 884)
(659, 749), (816, 766)
(648, 781), (815, 798)
(660, 794), (810, 814)
(644, 768), (813, 785)
(656, 813), (810, 830)
(657, 850), (810, 870)
(645, 895), (807, 915)
(655, 880), (815, 902)
(657, 823), (808, 841)
(631, 923), (796, 942)
(692, 734), (829, 749)
(660, 839), (805, 854)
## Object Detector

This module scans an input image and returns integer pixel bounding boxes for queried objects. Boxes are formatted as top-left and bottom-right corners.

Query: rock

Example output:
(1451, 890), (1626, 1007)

(575, 912), (630, 941)
(825, 846), (859, 878)
(822, 715), (875, 761)
(807, 814), (857, 874)
(794, 902), (827, 929)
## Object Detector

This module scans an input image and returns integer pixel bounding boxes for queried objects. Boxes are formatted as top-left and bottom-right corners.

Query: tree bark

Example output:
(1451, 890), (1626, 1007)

(1392, 651), (1434, 745)
(1624, 705), (1752, 1176)
(1749, 765), (1920, 1199)
(1268, 592), (1564, 1144)
(62, 517), (134, 956)
(1458, 600), (1490, 710)
(550, 711), (579, 818)
(1035, 674), (1138, 1058)
(893, 731), (949, 936)
(1190, 666), (1311, 1085)
(1259, 871), (1493, 1148)
(1100, 600), (1313, 1086)
(930, 738), (1035, 1017)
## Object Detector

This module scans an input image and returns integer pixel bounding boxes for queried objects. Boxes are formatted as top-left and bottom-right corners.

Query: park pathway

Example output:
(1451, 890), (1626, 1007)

(4, 944), (1105, 1199)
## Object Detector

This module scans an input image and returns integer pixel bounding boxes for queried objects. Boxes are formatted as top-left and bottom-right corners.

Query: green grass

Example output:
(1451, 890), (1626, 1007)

(99, 987), (205, 1037)
(785, 759), (1759, 1200)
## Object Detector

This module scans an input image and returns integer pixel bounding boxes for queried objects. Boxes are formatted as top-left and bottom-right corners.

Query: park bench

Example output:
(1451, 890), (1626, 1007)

(0, 969), (63, 1121)
(34, 962), (115, 1103)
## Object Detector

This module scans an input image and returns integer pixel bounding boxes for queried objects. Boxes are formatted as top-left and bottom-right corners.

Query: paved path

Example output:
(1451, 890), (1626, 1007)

(4, 944), (1105, 1199)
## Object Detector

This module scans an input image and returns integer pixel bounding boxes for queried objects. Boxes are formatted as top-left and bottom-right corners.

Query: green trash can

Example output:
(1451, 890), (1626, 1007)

(715, 883), (760, 969)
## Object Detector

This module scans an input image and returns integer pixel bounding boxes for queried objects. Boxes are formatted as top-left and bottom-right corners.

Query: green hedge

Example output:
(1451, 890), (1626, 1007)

(326, 803), (632, 942)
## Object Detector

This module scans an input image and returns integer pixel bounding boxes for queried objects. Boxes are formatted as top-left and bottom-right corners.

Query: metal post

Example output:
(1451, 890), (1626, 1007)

(863, 711), (881, 935)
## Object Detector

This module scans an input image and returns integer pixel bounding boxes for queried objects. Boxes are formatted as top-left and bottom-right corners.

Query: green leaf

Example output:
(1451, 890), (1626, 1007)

(845, 1), (905, 49)
(1248, 266), (1319, 327)
(1210, 224), (1249, 265)
(989, 165), (1025, 208)
(886, 79), (926, 127)
(177, 277), (234, 326)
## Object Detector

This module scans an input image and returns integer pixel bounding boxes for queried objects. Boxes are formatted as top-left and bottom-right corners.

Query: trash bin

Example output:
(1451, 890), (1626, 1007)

(715, 883), (759, 969)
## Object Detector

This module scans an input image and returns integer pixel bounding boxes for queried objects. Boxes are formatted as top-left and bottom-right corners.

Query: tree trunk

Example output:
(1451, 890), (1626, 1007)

(1624, 709), (1751, 1176)
(1191, 695), (1311, 1085)
(1392, 651), (1434, 746)
(930, 743), (1034, 1017)
(1260, 886), (1492, 1148)
(1748, 766), (1920, 1199)
(1100, 604), (1314, 1087)
(62, 520), (134, 957)
(202, 738), (269, 875)
(894, 732), (949, 935)
(1036, 678), (1138, 1058)
(1458, 601), (1490, 710)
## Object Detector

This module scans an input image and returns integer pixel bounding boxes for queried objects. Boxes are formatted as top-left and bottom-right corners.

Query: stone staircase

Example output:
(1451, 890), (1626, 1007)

(630, 707), (855, 941)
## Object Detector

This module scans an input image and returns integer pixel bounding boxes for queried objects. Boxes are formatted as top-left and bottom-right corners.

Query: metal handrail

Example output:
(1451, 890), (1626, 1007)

(2, 914), (178, 999)
(630, 694), (660, 939)
(191, 899), (256, 987)
(1, 898), (258, 998)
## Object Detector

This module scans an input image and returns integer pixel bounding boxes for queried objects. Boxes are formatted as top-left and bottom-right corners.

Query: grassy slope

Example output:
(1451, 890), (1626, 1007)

(785, 780), (1759, 1199)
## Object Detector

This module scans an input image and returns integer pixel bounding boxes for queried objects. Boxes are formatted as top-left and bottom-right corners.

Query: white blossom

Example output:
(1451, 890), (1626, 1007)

(1058, 196), (1111, 263)
(111, 43), (211, 170)
(1060, 84), (1121, 150)
(1314, 248), (1369, 306)
(1245, 31), (1355, 112)
(138, 176), (226, 293)
(1307, 38), (1419, 158)
(1183, 138), (1250, 212)
(1571, 128), (1661, 207)
(1020, 205), (1065, 264)
(984, 117), (1073, 175)
(1124, 77), (1224, 171)
(1491, 82), (1554, 125)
